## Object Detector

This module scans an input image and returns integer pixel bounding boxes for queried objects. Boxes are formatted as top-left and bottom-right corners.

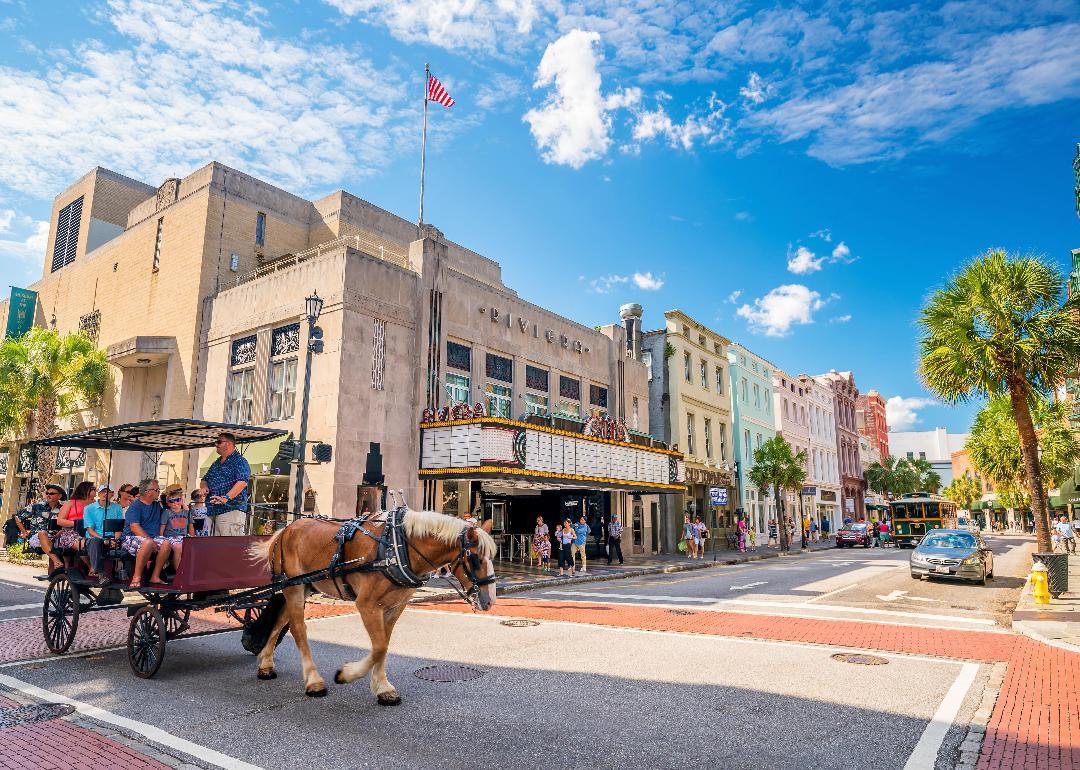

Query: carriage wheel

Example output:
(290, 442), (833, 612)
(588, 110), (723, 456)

(42, 574), (80, 654)
(127, 606), (167, 678)
(162, 607), (191, 638)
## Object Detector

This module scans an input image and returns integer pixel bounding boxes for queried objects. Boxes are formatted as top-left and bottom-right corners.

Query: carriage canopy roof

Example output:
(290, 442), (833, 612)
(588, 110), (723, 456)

(28, 419), (288, 453)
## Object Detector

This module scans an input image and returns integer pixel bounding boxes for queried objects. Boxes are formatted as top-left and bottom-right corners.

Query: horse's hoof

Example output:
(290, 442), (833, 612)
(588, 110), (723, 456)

(376, 692), (402, 707)
(334, 669), (348, 684)
(306, 686), (329, 698)
(257, 669), (277, 680)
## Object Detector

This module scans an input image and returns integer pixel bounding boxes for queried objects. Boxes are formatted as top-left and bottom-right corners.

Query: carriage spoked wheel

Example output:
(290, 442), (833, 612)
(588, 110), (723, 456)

(43, 574), (80, 654)
(127, 606), (167, 678)
(162, 607), (191, 638)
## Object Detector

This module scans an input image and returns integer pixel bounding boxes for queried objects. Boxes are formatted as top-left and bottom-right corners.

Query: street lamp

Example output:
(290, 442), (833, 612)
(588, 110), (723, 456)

(292, 292), (324, 518)
(64, 448), (81, 497)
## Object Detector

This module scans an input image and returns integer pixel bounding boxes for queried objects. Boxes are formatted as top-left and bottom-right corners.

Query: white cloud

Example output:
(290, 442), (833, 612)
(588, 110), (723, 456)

(734, 211), (753, 222)
(476, 72), (525, 109)
(786, 245), (823, 275)
(736, 284), (828, 337)
(831, 241), (850, 260)
(588, 274), (630, 294)
(739, 71), (774, 105)
(627, 93), (731, 153)
(523, 29), (640, 169)
(886, 396), (937, 430)
(0, 214), (49, 266)
(726, 289), (742, 304)
(0, 0), (418, 197)
(829, 314), (852, 323)
(632, 271), (664, 290)
(809, 228), (832, 242)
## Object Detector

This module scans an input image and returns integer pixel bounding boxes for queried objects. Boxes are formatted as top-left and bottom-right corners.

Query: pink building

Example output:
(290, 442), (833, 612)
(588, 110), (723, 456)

(856, 390), (889, 461)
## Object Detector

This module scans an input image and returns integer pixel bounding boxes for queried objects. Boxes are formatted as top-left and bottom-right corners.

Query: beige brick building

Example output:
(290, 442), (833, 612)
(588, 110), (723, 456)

(1, 162), (679, 557)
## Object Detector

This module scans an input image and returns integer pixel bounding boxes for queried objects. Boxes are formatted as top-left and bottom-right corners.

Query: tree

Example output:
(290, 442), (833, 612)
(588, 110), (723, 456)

(866, 455), (940, 498)
(918, 249), (1080, 552)
(748, 436), (807, 552)
(0, 328), (108, 494)
(909, 458), (942, 494)
(942, 474), (982, 510)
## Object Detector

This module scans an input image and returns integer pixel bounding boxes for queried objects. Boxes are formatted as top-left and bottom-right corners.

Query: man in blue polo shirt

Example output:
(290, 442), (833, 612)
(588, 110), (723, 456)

(201, 432), (252, 536)
(122, 478), (171, 588)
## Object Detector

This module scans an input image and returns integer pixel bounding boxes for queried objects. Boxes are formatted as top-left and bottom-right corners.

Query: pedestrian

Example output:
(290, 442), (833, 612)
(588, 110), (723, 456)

(556, 518), (575, 576)
(607, 513), (624, 565)
(767, 518), (778, 547)
(573, 515), (590, 573)
(878, 519), (890, 548)
(683, 514), (696, 558)
(748, 523), (758, 552)
(787, 516), (795, 547)
(1072, 512), (1080, 539)
(1055, 515), (1076, 555)
(737, 514), (747, 553)
(810, 517), (818, 543)
(822, 517), (830, 541)
(533, 515), (551, 572)
(693, 515), (708, 559)
(200, 432), (252, 535)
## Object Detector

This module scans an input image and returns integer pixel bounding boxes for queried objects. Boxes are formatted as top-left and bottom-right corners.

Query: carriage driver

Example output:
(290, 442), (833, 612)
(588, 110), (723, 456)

(122, 478), (172, 588)
(200, 432), (252, 536)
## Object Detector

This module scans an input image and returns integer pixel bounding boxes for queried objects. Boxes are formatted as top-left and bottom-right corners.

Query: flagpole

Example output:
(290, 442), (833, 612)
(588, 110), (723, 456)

(419, 63), (429, 228)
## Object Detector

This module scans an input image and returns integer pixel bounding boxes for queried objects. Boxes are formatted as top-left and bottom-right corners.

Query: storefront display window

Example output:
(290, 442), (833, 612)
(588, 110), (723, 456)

(486, 382), (512, 418)
(441, 480), (461, 516)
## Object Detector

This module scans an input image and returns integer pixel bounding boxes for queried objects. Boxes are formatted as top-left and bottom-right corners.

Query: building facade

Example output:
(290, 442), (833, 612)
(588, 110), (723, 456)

(800, 373), (841, 533)
(728, 343), (777, 537)
(856, 389), (889, 462)
(888, 428), (969, 488)
(772, 367), (810, 527)
(816, 370), (864, 519)
(642, 311), (734, 552)
(1, 162), (681, 558)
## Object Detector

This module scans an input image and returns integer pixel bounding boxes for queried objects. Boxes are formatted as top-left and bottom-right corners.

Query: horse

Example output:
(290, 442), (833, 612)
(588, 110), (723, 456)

(248, 508), (496, 705)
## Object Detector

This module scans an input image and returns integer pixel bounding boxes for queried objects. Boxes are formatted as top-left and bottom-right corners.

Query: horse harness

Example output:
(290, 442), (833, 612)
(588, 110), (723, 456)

(290, 506), (495, 604)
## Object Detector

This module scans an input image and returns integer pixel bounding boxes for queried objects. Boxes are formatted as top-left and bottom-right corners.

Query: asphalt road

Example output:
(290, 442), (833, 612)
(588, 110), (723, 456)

(0, 609), (986, 770)
(0, 566), (46, 622)
(518, 534), (1034, 631)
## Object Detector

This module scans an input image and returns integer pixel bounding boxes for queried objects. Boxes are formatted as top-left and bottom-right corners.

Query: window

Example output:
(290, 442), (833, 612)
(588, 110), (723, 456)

(684, 351), (692, 382)
(765, 396), (770, 414)
(686, 413), (695, 455)
(753, 383), (760, 408)
(741, 377), (748, 403)
(641, 349), (653, 380)
(715, 366), (724, 394)
(744, 429), (752, 461)
(447, 341), (471, 372)
(756, 433), (763, 451)
(589, 384), (608, 408)
(525, 365), (548, 393)
(226, 335), (256, 424)
(698, 334), (706, 346)
(523, 392), (548, 416)
(559, 376), (581, 416)
(255, 212), (266, 246)
(700, 360), (707, 389)
(906, 451), (914, 460)
(445, 372), (470, 405)
(485, 383), (512, 418)
(719, 424), (727, 461)
(919, 451), (926, 460)
(632, 396), (639, 430)
(268, 324), (299, 420)
(51, 196), (84, 272)
(152, 217), (163, 272)
(485, 353), (513, 383)
(704, 419), (712, 458)
(784, 399), (789, 419)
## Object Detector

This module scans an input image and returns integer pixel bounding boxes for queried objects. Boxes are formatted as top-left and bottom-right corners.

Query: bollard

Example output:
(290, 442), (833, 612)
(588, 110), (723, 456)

(1031, 562), (1050, 605)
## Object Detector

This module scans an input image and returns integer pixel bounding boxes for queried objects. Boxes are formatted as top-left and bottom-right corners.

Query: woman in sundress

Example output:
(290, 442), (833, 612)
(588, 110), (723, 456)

(533, 515), (551, 572)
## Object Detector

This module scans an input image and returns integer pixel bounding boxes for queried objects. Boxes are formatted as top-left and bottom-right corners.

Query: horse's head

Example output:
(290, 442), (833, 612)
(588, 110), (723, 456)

(453, 519), (497, 611)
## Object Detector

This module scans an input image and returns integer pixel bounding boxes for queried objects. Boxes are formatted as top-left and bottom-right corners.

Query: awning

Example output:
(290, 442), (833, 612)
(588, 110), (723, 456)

(29, 419), (287, 453)
(200, 435), (291, 477)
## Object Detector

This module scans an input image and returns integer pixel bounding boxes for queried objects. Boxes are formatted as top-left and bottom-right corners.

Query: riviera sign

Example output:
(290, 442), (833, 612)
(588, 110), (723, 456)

(479, 304), (592, 354)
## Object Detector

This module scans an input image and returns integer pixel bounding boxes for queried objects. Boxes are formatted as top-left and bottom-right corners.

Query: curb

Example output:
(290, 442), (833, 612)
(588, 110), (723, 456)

(1010, 575), (1080, 655)
(410, 544), (836, 604)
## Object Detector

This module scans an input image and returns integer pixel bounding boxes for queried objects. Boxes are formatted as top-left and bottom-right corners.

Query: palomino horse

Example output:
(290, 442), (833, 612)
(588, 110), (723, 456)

(248, 508), (496, 704)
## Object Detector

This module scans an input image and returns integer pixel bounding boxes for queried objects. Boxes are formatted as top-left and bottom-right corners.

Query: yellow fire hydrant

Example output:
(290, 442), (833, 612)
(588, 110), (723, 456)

(1031, 562), (1050, 605)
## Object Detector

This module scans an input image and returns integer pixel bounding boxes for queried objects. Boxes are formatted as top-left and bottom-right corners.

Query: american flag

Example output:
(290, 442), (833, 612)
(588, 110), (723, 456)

(426, 73), (455, 108)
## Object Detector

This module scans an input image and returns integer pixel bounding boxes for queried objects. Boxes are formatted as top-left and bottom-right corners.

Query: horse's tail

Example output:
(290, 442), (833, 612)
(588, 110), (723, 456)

(249, 525), (287, 573)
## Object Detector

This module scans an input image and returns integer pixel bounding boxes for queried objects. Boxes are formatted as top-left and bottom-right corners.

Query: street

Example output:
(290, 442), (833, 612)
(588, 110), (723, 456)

(0, 534), (1042, 770)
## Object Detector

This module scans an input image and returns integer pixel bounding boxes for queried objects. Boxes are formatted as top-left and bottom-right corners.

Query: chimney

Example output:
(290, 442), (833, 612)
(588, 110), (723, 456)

(619, 303), (643, 359)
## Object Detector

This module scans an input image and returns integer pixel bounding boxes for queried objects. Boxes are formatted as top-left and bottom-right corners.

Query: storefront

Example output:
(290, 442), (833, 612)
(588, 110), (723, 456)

(682, 465), (735, 548)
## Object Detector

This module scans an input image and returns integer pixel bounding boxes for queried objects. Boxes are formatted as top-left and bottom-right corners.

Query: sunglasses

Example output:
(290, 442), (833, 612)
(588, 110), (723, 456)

(46, 491), (60, 496)
(167, 497), (183, 503)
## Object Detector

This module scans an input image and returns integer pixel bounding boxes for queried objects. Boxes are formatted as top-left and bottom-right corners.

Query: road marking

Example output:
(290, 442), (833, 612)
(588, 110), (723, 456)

(0, 603), (43, 613)
(797, 566), (900, 594)
(729, 582), (768, 591)
(878, 590), (907, 602)
(0, 579), (45, 593)
(0, 672), (264, 770)
(544, 591), (718, 603)
(903, 663), (979, 770)
(805, 584), (858, 603)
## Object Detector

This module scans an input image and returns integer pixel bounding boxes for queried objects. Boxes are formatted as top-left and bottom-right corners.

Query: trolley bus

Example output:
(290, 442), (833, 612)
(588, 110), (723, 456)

(889, 492), (957, 548)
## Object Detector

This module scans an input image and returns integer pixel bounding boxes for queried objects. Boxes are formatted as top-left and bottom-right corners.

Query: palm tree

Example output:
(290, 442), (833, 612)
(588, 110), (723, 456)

(748, 436), (807, 552)
(942, 474), (982, 510)
(908, 458), (942, 494)
(0, 328), (108, 494)
(919, 249), (1080, 552)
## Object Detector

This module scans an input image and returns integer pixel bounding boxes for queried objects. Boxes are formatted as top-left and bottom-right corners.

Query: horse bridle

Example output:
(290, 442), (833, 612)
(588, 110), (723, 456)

(411, 526), (496, 605)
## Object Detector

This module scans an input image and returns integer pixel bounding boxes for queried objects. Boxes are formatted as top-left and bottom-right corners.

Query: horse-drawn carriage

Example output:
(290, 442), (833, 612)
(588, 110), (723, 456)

(26, 419), (497, 703)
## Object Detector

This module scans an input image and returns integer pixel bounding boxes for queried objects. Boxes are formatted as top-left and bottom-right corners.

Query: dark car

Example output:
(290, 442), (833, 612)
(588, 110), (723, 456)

(910, 528), (994, 585)
(836, 523), (872, 548)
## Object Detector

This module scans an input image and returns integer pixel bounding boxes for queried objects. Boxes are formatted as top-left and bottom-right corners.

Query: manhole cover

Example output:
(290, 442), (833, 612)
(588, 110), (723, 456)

(0, 704), (76, 729)
(500, 619), (539, 627)
(831, 653), (889, 666)
(413, 665), (485, 683)
(667, 609), (696, 616)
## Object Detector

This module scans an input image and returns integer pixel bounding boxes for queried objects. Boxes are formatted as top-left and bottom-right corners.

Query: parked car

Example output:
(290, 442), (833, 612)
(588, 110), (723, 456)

(956, 515), (981, 534)
(836, 523), (872, 548)
(909, 528), (994, 585)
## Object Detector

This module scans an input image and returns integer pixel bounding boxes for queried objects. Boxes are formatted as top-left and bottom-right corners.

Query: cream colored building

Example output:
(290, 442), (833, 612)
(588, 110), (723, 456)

(801, 373), (842, 532)
(1, 162), (680, 556)
(641, 311), (735, 552)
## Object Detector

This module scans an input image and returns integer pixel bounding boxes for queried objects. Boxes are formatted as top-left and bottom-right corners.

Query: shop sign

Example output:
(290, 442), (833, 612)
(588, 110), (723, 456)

(801, 486), (816, 496)
(5, 288), (36, 339)
(820, 490), (837, 502)
(709, 487), (728, 506)
(845, 498), (855, 513)
(686, 466), (732, 485)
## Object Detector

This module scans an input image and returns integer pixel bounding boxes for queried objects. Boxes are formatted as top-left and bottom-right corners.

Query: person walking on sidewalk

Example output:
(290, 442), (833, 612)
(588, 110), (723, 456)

(683, 515), (697, 558)
(767, 518), (778, 547)
(573, 515), (590, 573)
(1055, 515), (1076, 555)
(533, 516), (551, 572)
(693, 515), (708, 559)
(556, 519), (575, 576)
(748, 523), (758, 552)
(607, 513), (624, 565)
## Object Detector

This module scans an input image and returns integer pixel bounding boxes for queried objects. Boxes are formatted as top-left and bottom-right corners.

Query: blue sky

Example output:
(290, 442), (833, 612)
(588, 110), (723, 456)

(1, 0), (1078, 435)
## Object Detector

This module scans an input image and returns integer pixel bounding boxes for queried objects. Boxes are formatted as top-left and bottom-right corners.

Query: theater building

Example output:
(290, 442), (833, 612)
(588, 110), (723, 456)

(0, 162), (682, 558)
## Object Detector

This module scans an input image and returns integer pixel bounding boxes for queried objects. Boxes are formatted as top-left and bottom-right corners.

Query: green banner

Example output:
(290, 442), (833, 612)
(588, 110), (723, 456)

(5, 287), (36, 339)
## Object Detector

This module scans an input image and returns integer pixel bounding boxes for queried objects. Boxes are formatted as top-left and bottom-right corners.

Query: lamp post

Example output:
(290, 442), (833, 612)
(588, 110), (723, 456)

(64, 448), (81, 497)
(292, 292), (324, 518)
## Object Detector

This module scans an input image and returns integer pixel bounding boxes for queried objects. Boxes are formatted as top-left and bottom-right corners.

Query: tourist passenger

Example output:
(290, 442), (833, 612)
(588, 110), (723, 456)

(117, 484), (135, 515)
(201, 432), (252, 536)
(573, 515), (589, 573)
(55, 481), (95, 554)
(607, 512), (624, 565)
(83, 484), (123, 585)
(123, 478), (171, 588)
(160, 484), (195, 568)
(556, 519), (575, 576)
(683, 515), (696, 558)
(533, 516), (551, 572)
(16, 484), (65, 569)
(189, 490), (209, 536)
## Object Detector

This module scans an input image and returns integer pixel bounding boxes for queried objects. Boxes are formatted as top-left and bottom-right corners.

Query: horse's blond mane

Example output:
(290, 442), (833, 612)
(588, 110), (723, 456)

(403, 508), (496, 559)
